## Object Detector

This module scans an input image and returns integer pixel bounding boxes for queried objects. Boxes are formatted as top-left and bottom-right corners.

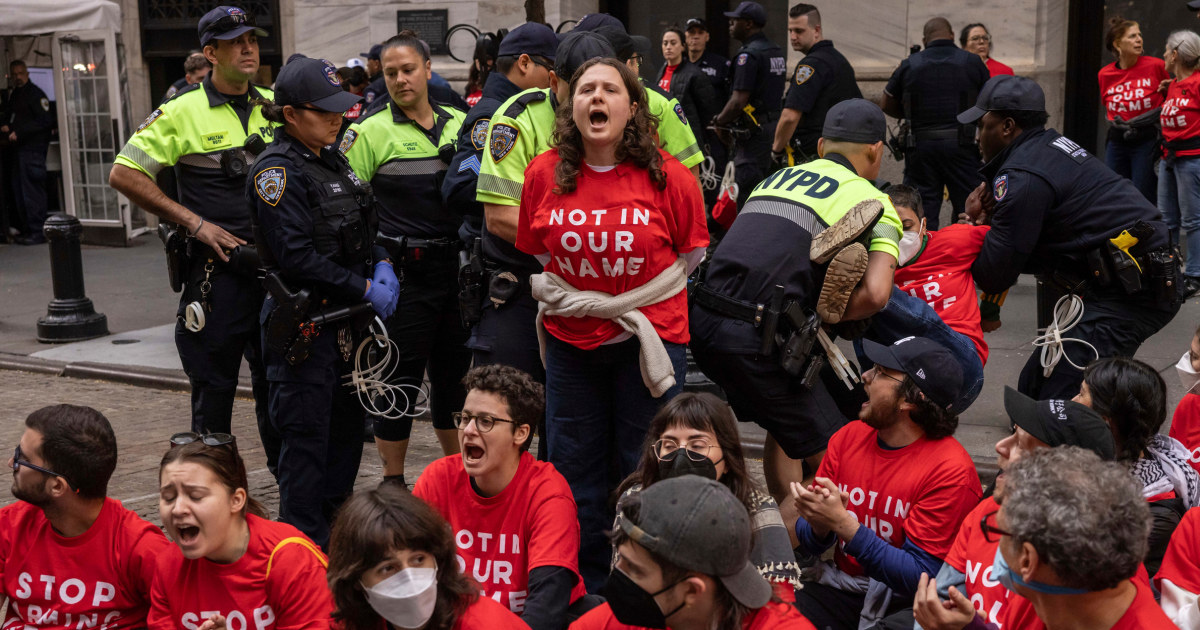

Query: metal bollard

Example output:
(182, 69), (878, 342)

(36, 213), (109, 343)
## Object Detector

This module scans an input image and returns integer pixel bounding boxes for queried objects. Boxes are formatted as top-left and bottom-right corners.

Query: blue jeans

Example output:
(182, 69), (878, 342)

(855, 287), (984, 413)
(544, 334), (687, 593)
(1105, 135), (1159, 203)
(1159, 157), (1200, 277)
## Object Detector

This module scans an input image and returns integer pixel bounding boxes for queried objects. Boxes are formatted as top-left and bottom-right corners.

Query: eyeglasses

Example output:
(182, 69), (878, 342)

(12, 444), (75, 489)
(968, 35), (991, 43)
(452, 412), (517, 433)
(530, 56), (555, 72)
(630, 54), (645, 64)
(169, 432), (236, 447)
(980, 509), (1014, 543)
(653, 438), (718, 462)
(870, 367), (905, 386)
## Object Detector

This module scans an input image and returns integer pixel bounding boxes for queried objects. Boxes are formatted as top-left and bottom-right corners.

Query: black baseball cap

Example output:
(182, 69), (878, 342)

(274, 56), (363, 112)
(724, 1), (768, 26)
(862, 336), (964, 411)
(685, 18), (708, 32)
(957, 75), (1047, 124)
(575, 13), (626, 33)
(198, 6), (268, 46)
(555, 31), (615, 80)
(360, 44), (383, 61)
(593, 25), (635, 61)
(497, 22), (559, 60)
(822, 98), (887, 144)
(618, 476), (771, 609)
(631, 35), (652, 59)
(1002, 387), (1116, 460)
(1188, 0), (1200, 10)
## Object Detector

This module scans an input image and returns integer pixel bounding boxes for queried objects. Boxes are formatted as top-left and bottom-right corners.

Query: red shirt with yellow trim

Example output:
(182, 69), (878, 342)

(1098, 56), (1168, 122)
(568, 601), (817, 630)
(1162, 72), (1200, 158)
(0, 498), (171, 630)
(148, 514), (333, 630)
(515, 149), (708, 350)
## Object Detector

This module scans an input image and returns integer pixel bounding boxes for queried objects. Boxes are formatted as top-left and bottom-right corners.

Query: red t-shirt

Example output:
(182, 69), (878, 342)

(1001, 567), (1154, 629)
(1162, 71), (1200, 158)
(659, 65), (677, 92)
(515, 150), (708, 350)
(0, 498), (171, 630)
(1112, 579), (1177, 629)
(815, 421), (982, 577)
(413, 452), (587, 615)
(1156, 506), (1200, 593)
(1169, 393), (1200, 475)
(943, 497), (1011, 627)
(148, 514), (333, 630)
(466, 90), (483, 108)
(1098, 56), (1168, 121)
(985, 58), (1014, 77)
(893, 224), (990, 365)
(568, 600), (817, 630)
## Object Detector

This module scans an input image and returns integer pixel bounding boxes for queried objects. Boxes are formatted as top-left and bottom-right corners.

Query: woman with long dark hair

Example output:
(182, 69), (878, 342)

(1097, 17), (1168, 202)
(515, 57), (708, 591)
(657, 26), (719, 133)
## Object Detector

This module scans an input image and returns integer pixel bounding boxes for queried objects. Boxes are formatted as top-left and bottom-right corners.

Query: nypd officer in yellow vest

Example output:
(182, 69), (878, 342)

(110, 6), (278, 464)
(341, 31), (468, 488)
(691, 99), (902, 498)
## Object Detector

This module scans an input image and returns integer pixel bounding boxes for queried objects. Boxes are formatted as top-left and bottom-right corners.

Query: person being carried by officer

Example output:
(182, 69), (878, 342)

(109, 5), (279, 468)
(771, 4), (862, 170)
(880, 17), (988, 230)
(712, 1), (787, 210)
(959, 75), (1182, 399)
(690, 98), (903, 505)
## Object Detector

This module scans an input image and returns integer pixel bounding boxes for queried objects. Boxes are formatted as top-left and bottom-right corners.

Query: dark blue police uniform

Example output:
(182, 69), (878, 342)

(784, 40), (862, 159)
(3, 79), (53, 239)
(885, 39), (988, 229)
(729, 31), (786, 207)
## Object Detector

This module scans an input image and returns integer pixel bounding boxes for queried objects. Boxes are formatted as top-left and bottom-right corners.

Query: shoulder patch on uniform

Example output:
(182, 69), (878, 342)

(471, 118), (490, 150)
(673, 102), (688, 126)
(993, 174), (1008, 201)
(255, 167), (287, 207)
(503, 90), (548, 118)
(1049, 135), (1090, 163)
(737, 53), (748, 66)
(794, 64), (814, 85)
(490, 123), (518, 163)
(338, 128), (358, 154)
(40, 97), (50, 112)
(136, 108), (164, 134)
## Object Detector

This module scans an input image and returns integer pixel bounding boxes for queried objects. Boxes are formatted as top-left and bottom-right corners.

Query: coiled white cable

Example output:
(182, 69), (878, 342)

(699, 154), (720, 191)
(344, 317), (430, 419)
(1033, 294), (1099, 377)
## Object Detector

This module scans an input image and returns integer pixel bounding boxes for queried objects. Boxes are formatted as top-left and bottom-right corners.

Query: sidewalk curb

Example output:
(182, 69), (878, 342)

(0, 353), (253, 397)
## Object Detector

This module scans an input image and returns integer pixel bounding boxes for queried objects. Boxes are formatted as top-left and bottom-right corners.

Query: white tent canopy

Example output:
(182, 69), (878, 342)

(1, 0), (122, 36)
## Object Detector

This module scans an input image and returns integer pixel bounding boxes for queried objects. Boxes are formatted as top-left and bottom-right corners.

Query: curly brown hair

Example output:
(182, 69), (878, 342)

(462, 364), (544, 452)
(550, 57), (664, 195)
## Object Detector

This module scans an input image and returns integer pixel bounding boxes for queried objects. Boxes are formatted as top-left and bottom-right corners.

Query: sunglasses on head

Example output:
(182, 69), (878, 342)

(204, 13), (256, 39)
(169, 432), (237, 447)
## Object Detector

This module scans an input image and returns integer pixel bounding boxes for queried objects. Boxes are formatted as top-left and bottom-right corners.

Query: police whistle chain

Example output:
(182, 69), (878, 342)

(345, 318), (431, 419)
(1033, 294), (1099, 377)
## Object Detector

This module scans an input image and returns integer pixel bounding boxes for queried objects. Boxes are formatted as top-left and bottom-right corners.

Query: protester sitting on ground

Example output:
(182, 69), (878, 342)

(413, 365), (589, 628)
(913, 447), (1173, 630)
(0, 405), (172, 630)
(571, 475), (817, 630)
(614, 392), (802, 602)
(327, 484), (528, 630)
(149, 435), (334, 630)
(1074, 356), (1200, 578)
(1170, 324), (1200, 475)
(788, 337), (982, 629)
(1156, 506), (1200, 628)
(515, 56), (708, 592)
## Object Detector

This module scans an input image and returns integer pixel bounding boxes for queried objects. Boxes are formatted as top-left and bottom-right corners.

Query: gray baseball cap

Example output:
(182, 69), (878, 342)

(619, 475), (771, 608)
(822, 98), (887, 144)
(957, 75), (1047, 124)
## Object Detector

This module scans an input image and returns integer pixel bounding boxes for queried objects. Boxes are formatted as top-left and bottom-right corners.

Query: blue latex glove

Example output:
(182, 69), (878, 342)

(364, 280), (398, 319)
(373, 261), (398, 291)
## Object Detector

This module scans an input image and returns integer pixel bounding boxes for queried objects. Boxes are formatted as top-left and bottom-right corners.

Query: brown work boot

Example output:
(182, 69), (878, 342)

(816, 243), (868, 324)
(810, 199), (884, 264)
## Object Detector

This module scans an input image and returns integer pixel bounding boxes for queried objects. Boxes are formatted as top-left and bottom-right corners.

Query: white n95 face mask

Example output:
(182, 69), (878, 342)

(898, 230), (922, 266)
(1177, 350), (1200, 394)
(362, 565), (438, 629)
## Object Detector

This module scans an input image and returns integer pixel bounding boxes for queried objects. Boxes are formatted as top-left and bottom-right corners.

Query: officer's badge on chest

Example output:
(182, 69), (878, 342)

(490, 123), (519, 162)
(255, 167), (287, 206)
(471, 118), (491, 150)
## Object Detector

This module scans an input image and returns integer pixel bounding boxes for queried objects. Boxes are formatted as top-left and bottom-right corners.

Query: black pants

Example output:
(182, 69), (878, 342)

(468, 289), (545, 383)
(372, 257), (471, 441)
(903, 138), (983, 230)
(734, 121), (777, 209)
(12, 143), (47, 235)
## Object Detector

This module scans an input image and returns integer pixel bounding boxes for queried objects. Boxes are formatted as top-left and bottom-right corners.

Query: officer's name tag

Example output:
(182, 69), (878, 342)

(202, 132), (230, 150)
(325, 181), (346, 195)
(1050, 136), (1089, 164)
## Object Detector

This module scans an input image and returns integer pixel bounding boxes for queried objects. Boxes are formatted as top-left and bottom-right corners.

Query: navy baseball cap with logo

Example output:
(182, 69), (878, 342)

(498, 22), (559, 61)
(957, 75), (1047, 124)
(686, 17), (709, 32)
(274, 56), (362, 112)
(1002, 387), (1116, 460)
(198, 6), (268, 46)
(724, 1), (768, 26)
(360, 44), (383, 61)
(862, 336), (964, 411)
(823, 98), (887, 144)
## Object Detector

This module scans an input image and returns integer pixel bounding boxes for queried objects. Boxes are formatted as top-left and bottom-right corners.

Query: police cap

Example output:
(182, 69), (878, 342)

(723, 1), (768, 26)
(685, 18), (708, 32)
(360, 44), (383, 61)
(274, 56), (363, 113)
(822, 98), (887, 144)
(593, 25), (635, 62)
(574, 13), (626, 33)
(555, 31), (616, 80)
(1189, 0), (1200, 10)
(198, 6), (268, 46)
(497, 22), (559, 61)
(957, 75), (1046, 124)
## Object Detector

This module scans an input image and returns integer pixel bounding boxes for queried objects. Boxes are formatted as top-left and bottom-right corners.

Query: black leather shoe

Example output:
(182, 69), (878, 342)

(15, 234), (45, 245)
(1182, 275), (1200, 300)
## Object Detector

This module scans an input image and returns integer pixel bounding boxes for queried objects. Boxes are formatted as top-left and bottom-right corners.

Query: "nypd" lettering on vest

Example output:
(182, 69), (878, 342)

(758, 167), (840, 199)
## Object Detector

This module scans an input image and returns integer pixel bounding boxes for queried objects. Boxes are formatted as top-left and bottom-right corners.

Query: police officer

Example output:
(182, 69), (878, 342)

(691, 99), (902, 499)
(442, 22), (559, 381)
(342, 31), (468, 488)
(2, 60), (54, 245)
(110, 6), (277, 463)
(361, 44), (385, 107)
(362, 39), (470, 117)
(248, 56), (394, 547)
(685, 17), (731, 99)
(881, 17), (988, 230)
(162, 52), (210, 103)
(714, 1), (787, 208)
(960, 75), (1182, 399)
(771, 4), (862, 168)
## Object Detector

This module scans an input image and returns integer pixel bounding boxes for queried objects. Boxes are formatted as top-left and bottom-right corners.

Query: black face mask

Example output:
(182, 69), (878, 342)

(601, 568), (685, 629)
(657, 449), (720, 481)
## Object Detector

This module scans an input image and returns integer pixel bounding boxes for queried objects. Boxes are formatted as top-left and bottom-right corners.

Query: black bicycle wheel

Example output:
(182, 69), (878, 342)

(444, 23), (482, 62)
